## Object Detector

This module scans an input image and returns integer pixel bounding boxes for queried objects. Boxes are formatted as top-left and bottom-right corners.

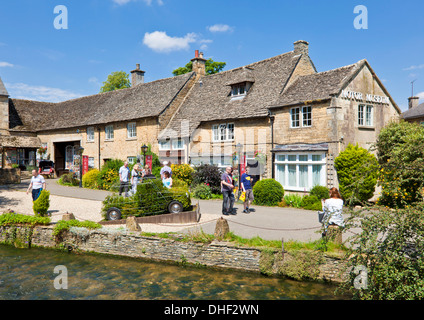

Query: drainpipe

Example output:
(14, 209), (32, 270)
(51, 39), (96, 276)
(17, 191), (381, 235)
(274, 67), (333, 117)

(98, 127), (101, 169)
(268, 110), (275, 179)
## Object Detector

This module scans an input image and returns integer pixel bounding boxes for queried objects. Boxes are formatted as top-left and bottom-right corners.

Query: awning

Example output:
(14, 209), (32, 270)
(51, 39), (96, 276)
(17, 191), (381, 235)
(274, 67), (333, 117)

(271, 143), (329, 153)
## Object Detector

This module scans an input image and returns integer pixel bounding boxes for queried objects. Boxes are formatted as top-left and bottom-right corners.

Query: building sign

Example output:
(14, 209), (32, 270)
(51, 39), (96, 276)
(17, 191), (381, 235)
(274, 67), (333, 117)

(146, 155), (152, 170)
(340, 89), (390, 104)
(82, 155), (89, 176)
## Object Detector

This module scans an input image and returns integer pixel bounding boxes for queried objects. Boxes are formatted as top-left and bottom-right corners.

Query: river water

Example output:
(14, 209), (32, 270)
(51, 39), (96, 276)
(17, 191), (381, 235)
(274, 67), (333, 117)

(0, 244), (345, 300)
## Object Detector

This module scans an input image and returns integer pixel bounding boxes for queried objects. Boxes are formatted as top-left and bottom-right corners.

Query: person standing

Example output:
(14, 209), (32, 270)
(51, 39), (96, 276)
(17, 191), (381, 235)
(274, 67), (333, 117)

(160, 161), (172, 179)
(26, 169), (46, 201)
(119, 161), (130, 197)
(162, 171), (172, 189)
(130, 164), (140, 194)
(221, 166), (236, 216)
(240, 166), (254, 214)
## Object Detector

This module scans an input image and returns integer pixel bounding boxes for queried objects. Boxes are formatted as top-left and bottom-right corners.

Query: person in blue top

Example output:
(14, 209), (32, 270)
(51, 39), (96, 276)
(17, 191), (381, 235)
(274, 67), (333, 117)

(162, 171), (172, 189)
(240, 166), (255, 214)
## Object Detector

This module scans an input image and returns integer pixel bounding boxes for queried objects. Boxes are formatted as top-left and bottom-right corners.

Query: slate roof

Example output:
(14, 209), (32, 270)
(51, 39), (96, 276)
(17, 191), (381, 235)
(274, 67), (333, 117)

(160, 51), (303, 139)
(271, 62), (362, 107)
(9, 72), (195, 132)
(0, 135), (42, 148)
(272, 143), (329, 153)
(402, 102), (424, 120)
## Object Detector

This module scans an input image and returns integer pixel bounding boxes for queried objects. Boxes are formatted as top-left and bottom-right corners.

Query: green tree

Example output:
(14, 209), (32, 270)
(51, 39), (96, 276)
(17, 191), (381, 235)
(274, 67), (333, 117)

(172, 59), (226, 76)
(375, 120), (424, 208)
(100, 71), (131, 93)
(334, 143), (378, 206)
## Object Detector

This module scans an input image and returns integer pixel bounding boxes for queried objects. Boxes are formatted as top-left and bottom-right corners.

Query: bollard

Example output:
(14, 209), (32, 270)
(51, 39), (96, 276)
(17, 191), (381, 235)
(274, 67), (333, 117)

(214, 217), (230, 240)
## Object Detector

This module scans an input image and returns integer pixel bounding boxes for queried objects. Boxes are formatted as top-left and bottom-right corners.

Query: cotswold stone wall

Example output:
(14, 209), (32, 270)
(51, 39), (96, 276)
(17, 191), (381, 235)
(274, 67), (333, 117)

(0, 168), (21, 184)
(0, 225), (348, 283)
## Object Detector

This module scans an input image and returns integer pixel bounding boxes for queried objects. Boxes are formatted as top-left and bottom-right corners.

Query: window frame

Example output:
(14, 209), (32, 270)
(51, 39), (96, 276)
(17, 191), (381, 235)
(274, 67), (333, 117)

(105, 125), (114, 141)
(172, 139), (185, 150)
(159, 140), (171, 150)
(127, 122), (137, 139)
(87, 127), (95, 142)
(358, 104), (373, 127)
(291, 106), (313, 128)
(212, 123), (235, 142)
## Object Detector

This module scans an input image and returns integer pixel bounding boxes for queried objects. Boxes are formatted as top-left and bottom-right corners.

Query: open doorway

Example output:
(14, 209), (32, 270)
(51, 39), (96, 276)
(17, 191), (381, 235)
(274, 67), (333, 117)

(53, 141), (80, 177)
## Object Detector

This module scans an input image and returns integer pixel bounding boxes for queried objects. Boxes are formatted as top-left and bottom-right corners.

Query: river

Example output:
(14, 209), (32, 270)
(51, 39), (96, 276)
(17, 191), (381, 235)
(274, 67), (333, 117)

(0, 244), (346, 300)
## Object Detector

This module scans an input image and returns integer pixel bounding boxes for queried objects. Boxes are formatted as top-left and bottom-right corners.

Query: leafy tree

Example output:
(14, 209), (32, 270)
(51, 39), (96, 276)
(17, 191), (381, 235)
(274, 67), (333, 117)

(375, 120), (424, 208)
(334, 143), (378, 206)
(172, 59), (226, 76)
(100, 71), (131, 93)
(341, 204), (424, 300)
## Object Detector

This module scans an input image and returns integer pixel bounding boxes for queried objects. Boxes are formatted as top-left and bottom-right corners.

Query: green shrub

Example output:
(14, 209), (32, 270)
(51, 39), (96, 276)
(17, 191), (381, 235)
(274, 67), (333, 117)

(82, 169), (100, 189)
(253, 179), (284, 206)
(53, 220), (102, 237)
(300, 195), (322, 211)
(102, 194), (139, 219)
(192, 183), (213, 200)
(59, 173), (79, 186)
(0, 212), (50, 227)
(171, 164), (194, 187)
(97, 159), (123, 190)
(33, 190), (50, 217)
(309, 185), (329, 200)
(334, 143), (378, 206)
(192, 164), (222, 194)
(284, 194), (303, 208)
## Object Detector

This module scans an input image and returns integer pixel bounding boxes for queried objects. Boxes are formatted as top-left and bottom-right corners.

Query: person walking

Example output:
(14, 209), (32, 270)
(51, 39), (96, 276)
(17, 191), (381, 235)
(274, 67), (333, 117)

(131, 164), (141, 194)
(240, 166), (254, 214)
(119, 161), (130, 197)
(221, 166), (236, 216)
(26, 169), (46, 201)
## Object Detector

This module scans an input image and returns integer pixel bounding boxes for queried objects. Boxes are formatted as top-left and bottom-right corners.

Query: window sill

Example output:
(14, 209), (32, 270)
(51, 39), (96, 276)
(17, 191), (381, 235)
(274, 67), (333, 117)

(126, 137), (137, 141)
(86, 141), (95, 143)
(104, 139), (114, 142)
(358, 126), (375, 131)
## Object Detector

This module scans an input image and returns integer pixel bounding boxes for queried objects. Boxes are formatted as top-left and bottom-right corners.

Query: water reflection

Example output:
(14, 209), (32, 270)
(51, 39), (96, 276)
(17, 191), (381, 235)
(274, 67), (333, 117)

(0, 245), (344, 300)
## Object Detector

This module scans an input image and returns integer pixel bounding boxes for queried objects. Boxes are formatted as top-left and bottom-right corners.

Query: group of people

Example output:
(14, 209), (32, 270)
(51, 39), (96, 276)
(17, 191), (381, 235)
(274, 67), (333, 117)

(118, 161), (173, 197)
(221, 165), (255, 216)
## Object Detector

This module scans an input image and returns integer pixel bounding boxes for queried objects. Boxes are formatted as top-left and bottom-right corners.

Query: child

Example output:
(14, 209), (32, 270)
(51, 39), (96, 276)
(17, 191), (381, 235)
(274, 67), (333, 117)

(162, 171), (172, 189)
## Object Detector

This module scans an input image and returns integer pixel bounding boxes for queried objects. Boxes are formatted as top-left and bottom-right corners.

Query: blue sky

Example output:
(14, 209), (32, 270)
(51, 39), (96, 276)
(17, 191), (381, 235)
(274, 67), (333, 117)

(0, 0), (423, 111)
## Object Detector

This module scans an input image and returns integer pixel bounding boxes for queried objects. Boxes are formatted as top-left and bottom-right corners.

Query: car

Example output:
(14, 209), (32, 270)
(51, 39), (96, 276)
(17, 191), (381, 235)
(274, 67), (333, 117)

(38, 160), (55, 178)
(102, 177), (191, 221)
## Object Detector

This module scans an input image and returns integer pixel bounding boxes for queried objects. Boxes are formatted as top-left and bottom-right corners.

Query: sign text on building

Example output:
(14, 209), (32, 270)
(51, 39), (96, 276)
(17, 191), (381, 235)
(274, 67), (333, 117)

(340, 90), (390, 104)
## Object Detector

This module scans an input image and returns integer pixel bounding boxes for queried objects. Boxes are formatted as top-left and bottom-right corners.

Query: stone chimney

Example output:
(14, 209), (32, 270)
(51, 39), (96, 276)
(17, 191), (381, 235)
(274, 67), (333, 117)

(408, 96), (419, 109)
(191, 50), (206, 76)
(131, 64), (145, 86)
(0, 77), (9, 136)
(294, 40), (309, 56)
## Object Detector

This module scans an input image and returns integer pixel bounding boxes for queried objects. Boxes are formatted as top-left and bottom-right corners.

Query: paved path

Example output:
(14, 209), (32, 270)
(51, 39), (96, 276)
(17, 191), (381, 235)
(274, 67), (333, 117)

(4, 178), (352, 243)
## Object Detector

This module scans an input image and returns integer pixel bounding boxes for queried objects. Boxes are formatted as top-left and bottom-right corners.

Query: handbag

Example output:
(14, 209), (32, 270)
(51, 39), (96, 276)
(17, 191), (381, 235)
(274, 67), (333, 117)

(318, 211), (325, 223)
(239, 191), (246, 202)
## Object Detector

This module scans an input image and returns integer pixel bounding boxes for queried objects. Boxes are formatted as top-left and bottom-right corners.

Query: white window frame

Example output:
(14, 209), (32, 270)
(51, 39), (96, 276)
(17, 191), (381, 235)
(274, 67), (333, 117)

(291, 106), (312, 128)
(127, 156), (136, 164)
(87, 127), (95, 142)
(212, 123), (235, 142)
(274, 152), (326, 192)
(172, 139), (185, 150)
(231, 83), (247, 98)
(358, 104), (373, 127)
(127, 122), (137, 139)
(159, 140), (171, 150)
(105, 125), (114, 140)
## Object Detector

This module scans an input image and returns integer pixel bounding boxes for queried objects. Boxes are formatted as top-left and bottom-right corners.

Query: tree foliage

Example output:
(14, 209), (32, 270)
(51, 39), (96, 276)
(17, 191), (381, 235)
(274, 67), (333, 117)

(375, 120), (424, 208)
(100, 71), (131, 93)
(172, 59), (226, 76)
(334, 143), (378, 206)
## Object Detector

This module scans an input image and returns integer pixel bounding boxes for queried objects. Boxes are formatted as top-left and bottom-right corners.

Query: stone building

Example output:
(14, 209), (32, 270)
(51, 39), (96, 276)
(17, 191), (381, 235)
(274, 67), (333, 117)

(402, 96), (424, 124)
(0, 40), (401, 192)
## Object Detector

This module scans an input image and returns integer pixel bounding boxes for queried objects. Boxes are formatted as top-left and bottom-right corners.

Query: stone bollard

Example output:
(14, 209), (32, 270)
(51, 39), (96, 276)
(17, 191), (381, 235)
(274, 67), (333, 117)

(126, 216), (141, 232)
(62, 212), (76, 221)
(214, 217), (230, 240)
(326, 225), (342, 245)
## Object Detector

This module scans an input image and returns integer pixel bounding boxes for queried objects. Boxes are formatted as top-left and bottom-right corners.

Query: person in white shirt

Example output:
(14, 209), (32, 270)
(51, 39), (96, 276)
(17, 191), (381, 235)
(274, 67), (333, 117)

(119, 161), (130, 197)
(322, 187), (345, 235)
(26, 170), (46, 201)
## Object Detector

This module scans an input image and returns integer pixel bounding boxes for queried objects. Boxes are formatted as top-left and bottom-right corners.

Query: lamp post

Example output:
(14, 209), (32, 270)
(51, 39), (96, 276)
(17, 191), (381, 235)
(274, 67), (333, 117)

(77, 146), (84, 188)
(236, 143), (243, 198)
(141, 144), (148, 167)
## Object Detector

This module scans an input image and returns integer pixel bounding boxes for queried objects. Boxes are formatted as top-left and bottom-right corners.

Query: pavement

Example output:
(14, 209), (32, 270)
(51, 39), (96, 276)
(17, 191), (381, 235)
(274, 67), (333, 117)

(1, 178), (352, 243)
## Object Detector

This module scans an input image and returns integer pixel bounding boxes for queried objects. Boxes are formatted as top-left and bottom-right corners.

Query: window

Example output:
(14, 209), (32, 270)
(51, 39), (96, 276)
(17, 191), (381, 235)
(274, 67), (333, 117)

(212, 123), (235, 142)
(127, 156), (136, 164)
(127, 122), (136, 139)
(87, 127), (95, 142)
(159, 140), (171, 150)
(105, 125), (114, 140)
(172, 139), (185, 150)
(291, 106), (312, 128)
(231, 83), (247, 98)
(88, 157), (95, 168)
(358, 105), (373, 126)
(275, 153), (326, 191)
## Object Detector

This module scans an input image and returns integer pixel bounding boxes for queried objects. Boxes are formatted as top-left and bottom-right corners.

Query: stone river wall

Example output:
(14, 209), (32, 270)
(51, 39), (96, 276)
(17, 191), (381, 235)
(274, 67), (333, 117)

(0, 225), (349, 283)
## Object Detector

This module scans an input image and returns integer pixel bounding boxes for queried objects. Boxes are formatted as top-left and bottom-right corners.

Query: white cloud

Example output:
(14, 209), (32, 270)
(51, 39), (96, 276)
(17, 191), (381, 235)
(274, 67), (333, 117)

(403, 64), (424, 71)
(0, 62), (14, 68)
(143, 31), (197, 53)
(199, 39), (213, 51)
(5, 82), (82, 103)
(207, 24), (234, 33)
(417, 91), (424, 100)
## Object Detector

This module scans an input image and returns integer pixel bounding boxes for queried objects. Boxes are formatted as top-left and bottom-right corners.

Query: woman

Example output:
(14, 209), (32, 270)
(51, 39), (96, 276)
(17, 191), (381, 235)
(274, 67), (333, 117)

(162, 171), (172, 189)
(322, 187), (345, 234)
(131, 164), (140, 194)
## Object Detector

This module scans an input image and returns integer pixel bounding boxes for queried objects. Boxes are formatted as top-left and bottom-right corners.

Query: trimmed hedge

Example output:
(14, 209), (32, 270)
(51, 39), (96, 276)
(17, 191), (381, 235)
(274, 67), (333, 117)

(253, 179), (284, 206)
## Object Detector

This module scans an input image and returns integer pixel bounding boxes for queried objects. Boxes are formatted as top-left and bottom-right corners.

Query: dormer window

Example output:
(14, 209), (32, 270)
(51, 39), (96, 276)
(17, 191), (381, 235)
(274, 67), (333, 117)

(232, 83), (246, 97)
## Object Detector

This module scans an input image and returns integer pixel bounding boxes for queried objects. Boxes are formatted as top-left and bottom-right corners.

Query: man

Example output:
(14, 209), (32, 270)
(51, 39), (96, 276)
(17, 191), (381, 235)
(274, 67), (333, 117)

(221, 166), (236, 216)
(119, 161), (130, 197)
(240, 166), (254, 214)
(26, 169), (46, 201)
(160, 161), (172, 179)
